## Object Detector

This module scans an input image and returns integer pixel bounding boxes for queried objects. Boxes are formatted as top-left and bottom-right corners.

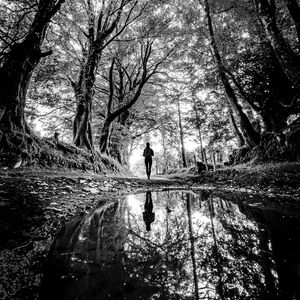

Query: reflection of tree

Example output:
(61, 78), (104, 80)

(186, 193), (199, 300)
(258, 227), (277, 299)
(42, 190), (300, 300)
(240, 203), (300, 300)
(42, 199), (158, 299)
(208, 195), (225, 300)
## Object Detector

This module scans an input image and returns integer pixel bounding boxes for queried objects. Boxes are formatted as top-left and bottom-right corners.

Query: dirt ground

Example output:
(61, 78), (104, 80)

(0, 162), (299, 299)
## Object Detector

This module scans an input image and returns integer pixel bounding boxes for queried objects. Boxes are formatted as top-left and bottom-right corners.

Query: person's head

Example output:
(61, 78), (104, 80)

(146, 142), (150, 148)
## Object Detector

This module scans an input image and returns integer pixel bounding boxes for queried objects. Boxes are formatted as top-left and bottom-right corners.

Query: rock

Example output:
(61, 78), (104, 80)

(13, 159), (22, 169)
(82, 187), (99, 194)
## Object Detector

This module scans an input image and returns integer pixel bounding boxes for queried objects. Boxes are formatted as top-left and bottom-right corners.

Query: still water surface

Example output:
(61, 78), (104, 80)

(41, 190), (300, 300)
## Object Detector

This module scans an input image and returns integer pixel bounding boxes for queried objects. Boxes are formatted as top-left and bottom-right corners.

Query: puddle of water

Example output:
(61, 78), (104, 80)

(40, 190), (300, 300)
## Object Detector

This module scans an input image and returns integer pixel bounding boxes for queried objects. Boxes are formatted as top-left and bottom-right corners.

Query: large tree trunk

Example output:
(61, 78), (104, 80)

(73, 101), (93, 150)
(72, 45), (102, 150)
(229, 113), (245, 147)
(0, 0), (64, 164)
(203, 0), (260, 147)
(282, 0), (300, 48)
(257, 0), (300, 88)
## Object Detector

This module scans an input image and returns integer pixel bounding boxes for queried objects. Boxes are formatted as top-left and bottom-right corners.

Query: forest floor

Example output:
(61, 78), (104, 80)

(0, 162), (299, 299)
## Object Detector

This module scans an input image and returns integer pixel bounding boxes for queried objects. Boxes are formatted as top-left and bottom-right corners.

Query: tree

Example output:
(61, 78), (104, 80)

(68, 0), (145, 150)
(202, 0), (260, 147)
(255, 0), (300, 89)
(176, 95), (187, 168)
(281, 0), (300, 47)
(98, 40), (162, 154)
(0, 0), (65, 162)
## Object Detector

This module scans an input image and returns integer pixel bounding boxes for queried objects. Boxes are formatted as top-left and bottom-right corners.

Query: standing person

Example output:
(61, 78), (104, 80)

(143, 142), (154, 179)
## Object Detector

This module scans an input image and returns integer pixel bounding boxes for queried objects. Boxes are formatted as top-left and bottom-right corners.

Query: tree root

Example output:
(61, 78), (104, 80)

(0, 131), (125, 174)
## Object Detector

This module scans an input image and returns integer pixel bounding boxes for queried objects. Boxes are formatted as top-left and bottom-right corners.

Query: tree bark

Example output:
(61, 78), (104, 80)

(256, 0), (300, 88)
(177, 98), (187, 168)
(72, 42), (103, 150)
(193, 104), (204, 161)
(229, 113), (245, 147)
(0, 0), (65, 160)
(109, 111), (131, 164)
(203, 0), (260, 147)
(99, 119), (111, 154)
(282, 0), (300, 48)
(72, 0), (132, 150)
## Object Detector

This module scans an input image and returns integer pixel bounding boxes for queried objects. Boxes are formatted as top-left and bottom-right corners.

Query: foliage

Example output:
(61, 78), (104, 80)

(0, 0), (299, 169)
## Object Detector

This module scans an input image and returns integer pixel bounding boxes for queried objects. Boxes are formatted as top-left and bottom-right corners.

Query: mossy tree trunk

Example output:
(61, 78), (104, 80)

(0, 0), (65, 162)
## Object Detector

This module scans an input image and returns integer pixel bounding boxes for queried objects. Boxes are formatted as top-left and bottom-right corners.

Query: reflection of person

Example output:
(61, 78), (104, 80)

(143, 191), (155, 231)
(143, 142), (154, 179)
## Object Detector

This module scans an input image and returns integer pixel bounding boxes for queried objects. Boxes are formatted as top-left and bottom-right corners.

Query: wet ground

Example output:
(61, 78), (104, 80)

(39, 190), (300, 300)
(0, 170), (300, 299)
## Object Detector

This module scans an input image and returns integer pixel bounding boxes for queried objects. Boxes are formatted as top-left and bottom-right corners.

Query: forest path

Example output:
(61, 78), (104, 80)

(1, 166), (299, 251)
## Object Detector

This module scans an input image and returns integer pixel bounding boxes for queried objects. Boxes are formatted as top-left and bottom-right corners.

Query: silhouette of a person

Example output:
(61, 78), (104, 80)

(143, 142), (154, 179)
(143, 191), (155, 231)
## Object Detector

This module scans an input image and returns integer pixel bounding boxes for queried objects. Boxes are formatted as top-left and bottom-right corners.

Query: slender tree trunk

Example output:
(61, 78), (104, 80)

(257, 0), (300, 88)
(259, 227), (277, 298)
(161, 130), (168, 173)
(208, 196), (225, 300)
(203, 0), (260, 147)
(0, 0), (65, 161)
(194, 105), (204, 160)
(212, 153), (217, 171)
(186, 193), (200, 300)
(177, 98), (187, 168)
(202, 148), (208, 170)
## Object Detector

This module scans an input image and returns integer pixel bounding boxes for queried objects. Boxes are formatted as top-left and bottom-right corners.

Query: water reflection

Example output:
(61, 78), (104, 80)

(143, 191), (155, 231)
(41, 190), (300, 300)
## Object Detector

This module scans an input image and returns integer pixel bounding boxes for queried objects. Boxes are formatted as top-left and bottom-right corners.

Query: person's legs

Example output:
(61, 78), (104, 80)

(145, 159), (149, 178)
(148, 159), (152, 179)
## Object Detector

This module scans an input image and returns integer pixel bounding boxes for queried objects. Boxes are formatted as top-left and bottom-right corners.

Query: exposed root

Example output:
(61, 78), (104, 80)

(0, 131), (126, 174)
